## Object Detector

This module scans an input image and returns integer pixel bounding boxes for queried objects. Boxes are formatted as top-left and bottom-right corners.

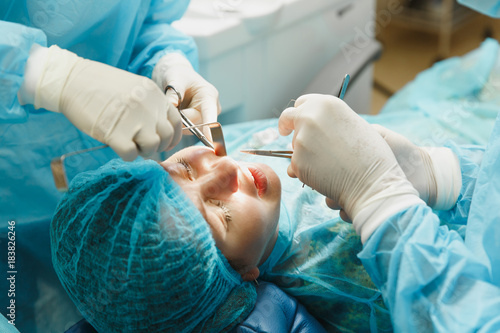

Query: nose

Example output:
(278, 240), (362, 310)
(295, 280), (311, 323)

(201, 157), (239, 199)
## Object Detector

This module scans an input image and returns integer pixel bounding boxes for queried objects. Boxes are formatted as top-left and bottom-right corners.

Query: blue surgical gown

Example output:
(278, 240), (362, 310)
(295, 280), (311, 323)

(0, 1), (197, 332)
(359, 114), (500, 332)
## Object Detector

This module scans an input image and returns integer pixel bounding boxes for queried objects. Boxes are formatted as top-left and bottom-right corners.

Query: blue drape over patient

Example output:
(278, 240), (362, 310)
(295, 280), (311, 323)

(458, 0), (500, 17)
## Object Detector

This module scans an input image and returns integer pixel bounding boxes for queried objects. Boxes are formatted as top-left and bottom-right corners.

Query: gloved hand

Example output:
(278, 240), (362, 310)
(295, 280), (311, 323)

(279, 94), (424, 242)
(152, 52), (221, 126)
(30, 45), (181, 161)
(373, 124), (462, 210)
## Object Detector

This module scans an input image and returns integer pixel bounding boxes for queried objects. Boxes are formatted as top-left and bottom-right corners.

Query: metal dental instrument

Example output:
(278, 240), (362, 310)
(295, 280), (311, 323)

(240, 74), (350, 159)
(239, 150), (293, 159)
(50, 145), (108, 192)
(337, 74), (350, 99)
(50, 121), (227, 192)
(183, 122), (227, 157)
(51, 85), (227, 191)
(165, 85), (214, 150)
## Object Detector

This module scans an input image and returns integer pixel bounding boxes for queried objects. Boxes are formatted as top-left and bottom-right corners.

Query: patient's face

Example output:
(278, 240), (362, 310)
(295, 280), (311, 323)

(160, 147), (281, 274)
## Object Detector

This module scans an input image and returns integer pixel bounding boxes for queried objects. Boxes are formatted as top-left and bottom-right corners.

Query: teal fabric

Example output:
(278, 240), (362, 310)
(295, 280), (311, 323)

(0, 313), (20, 333)
(359, 115), (500, 331)
(364, 38), (499, 148)
(51, 159), (256, 333)
(435, 143), (485, 227)
(0, 2), (197, 332)
(458, 0), (500, 17)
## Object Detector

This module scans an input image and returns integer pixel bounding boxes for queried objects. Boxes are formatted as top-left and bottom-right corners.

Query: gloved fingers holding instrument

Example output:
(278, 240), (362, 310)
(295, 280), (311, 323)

(21, 45), (182, 161)
(278, 94), (424, 242)
(153, 52), (221, 136)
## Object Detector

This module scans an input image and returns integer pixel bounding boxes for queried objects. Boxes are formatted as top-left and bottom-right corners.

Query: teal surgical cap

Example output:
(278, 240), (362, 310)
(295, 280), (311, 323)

(51, 159), (256, 333)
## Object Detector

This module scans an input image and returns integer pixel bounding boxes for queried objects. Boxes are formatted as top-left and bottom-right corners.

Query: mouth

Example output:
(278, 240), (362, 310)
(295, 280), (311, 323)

(247, 166), (268, 197)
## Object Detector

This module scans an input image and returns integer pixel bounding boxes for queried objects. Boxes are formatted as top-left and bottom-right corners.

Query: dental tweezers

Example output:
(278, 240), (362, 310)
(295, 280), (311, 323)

(51, 85), (227, 191)
(239, 150), (293, 158)
(165, 85), (214, 150)
(240, 74), (350, 159)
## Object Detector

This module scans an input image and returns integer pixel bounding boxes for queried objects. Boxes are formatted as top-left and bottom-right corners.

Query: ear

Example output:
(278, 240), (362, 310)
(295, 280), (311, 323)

(241, 267), (260, 282)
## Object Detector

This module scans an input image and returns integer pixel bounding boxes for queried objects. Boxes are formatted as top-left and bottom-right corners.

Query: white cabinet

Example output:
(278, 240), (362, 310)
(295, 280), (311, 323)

(174, 0), (378, 123)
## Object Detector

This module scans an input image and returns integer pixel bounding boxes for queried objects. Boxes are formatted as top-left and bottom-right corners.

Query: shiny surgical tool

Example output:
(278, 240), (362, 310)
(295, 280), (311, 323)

(50, 145), (108, 192)
(51, 86), (227, 191)
(165, 85), (214, 150)
(239, 150), (293, 158)
(240, 74), (350, 159)
(338, 74), (350, 99)
(50, 122), (227, 192)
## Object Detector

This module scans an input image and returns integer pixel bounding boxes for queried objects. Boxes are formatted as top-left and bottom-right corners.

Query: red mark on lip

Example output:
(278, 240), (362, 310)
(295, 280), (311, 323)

(248, 166), (267, 197)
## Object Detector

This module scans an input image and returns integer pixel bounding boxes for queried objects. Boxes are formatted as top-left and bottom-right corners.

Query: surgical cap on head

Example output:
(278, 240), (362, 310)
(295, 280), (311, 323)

(51, 159), (256, 333)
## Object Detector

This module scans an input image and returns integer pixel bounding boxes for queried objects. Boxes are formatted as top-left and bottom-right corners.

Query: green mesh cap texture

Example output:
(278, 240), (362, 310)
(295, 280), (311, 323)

(50, 159), (256, 333)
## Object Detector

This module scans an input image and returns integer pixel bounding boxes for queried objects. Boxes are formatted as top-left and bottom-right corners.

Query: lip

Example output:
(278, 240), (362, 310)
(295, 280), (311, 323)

(247, 166), (268, 197)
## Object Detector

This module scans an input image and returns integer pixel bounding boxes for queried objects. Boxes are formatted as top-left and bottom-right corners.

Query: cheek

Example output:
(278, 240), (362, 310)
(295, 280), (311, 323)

(219, 193), (280, 267)
(233, 195), (276, 227)
(232, 196), (278, 245)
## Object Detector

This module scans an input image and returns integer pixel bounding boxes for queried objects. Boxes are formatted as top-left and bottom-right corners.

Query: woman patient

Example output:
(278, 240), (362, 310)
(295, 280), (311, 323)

(51, 142), (390, 332)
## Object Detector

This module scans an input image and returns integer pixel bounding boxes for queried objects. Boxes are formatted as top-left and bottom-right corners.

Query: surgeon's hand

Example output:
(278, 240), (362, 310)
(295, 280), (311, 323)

(152, 52), (221, 126)
(279, 94), (424, 242)
(373, 125), (462, 210)
(32, 45), (181, 161)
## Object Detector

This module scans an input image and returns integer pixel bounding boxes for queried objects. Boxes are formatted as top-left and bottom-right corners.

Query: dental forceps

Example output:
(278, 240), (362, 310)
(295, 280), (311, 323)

(165, 85), (227, 157)
(51, 85), (227, 191)
(240, 74), (350, 159)
(337, 74), (350, 100)
(165, 85), (214, 149)
(239, 150), (293, 158)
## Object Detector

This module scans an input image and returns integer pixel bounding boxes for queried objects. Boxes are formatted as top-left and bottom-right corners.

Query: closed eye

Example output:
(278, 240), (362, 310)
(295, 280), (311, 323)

(217, 200), (232, 224)
(176, 158), (193, 180)
(208, 200), (231, 227)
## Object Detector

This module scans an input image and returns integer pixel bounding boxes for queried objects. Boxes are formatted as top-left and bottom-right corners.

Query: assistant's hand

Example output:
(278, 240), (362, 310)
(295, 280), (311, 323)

(373, 124), (462, 210)
(279, 94), (423, 242)
(278, 94), (402, 212)
(33, 45), (182, 161)
(153, 53), (221, 126)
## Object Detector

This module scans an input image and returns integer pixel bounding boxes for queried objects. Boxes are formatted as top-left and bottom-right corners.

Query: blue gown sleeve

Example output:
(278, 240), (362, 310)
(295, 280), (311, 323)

(127, 0), (199, 78)
(435, 143), (485, 225)
(359, 205), (500, 332)
(0, 21), (46, 122)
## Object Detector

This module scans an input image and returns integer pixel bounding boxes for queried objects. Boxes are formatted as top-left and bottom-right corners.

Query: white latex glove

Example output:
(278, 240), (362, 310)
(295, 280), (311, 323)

(29, 45), (181, 161)
(152, 52), (221, 126)
(373, 124), (462, 210)
(279, 94), (424, 243)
